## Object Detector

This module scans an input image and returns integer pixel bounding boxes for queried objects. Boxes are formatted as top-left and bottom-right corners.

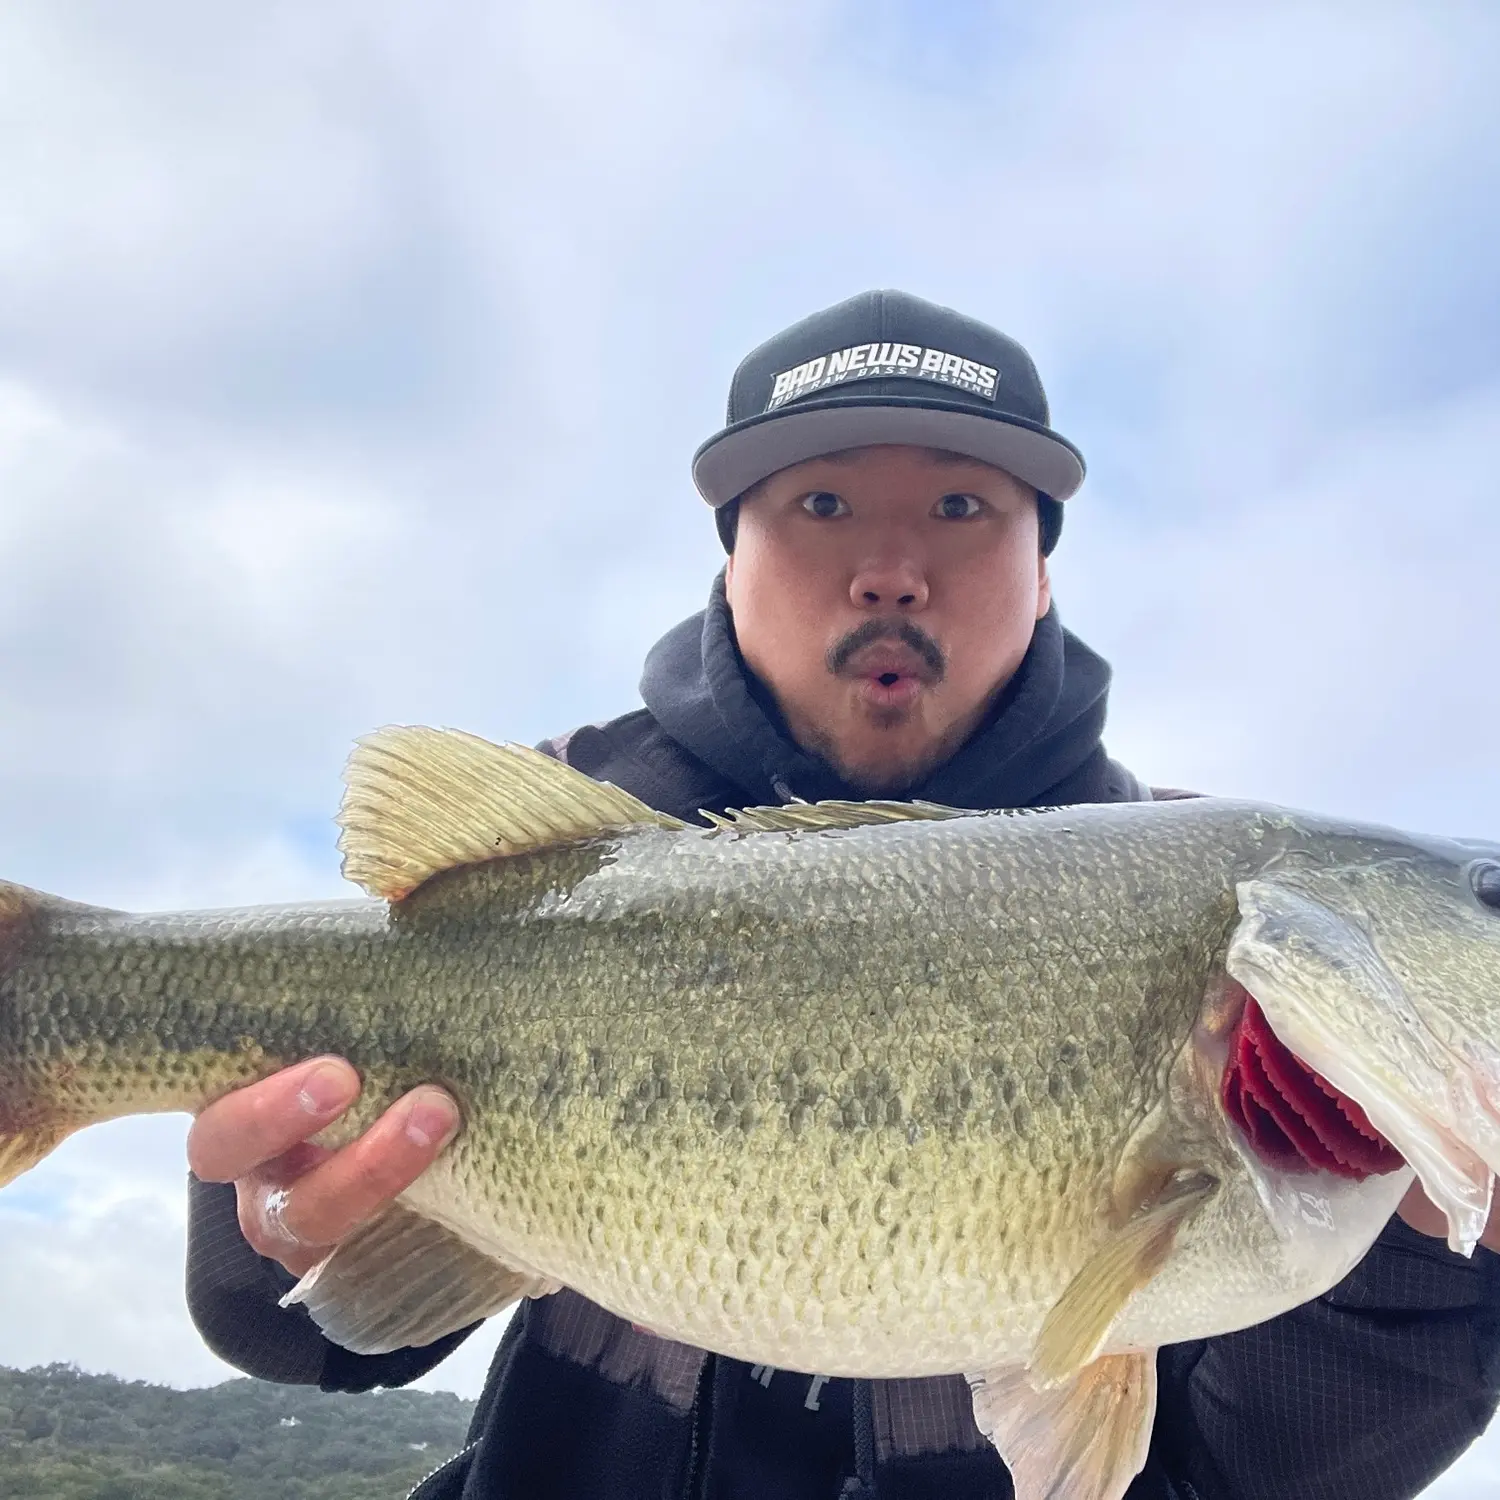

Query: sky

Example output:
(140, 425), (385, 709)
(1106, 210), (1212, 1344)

(1, 0), (1498, 1491)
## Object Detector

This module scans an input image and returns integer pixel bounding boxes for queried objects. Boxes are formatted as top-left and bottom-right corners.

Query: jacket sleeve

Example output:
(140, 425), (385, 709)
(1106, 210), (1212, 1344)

(185, 1174), (476, 1392)
(1150, 1216), (1500, 1499)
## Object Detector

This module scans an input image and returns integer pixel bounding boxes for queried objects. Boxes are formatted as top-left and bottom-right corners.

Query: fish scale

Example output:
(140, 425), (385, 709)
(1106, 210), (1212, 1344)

(3, 727), (1499, 1500)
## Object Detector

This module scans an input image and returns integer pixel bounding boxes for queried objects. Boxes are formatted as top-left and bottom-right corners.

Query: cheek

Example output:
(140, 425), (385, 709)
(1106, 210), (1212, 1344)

(938, 556), (1040, 681)
(730, 544), (835, 679)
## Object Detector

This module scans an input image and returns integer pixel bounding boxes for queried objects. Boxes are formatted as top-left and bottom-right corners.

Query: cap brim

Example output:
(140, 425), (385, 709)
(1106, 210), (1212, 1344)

(692, 398), (1085, 507)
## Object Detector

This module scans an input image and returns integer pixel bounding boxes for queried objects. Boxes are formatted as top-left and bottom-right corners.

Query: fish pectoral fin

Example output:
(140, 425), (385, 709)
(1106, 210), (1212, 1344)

(967, 1352), (1156, 1500)
(699, 800), (970, 834)
(280, 1202), (560, 1355)
(1230, 878), (1500, 1255)
(338, 726), (685, 900)
(1030, 1170), (1216, 1387)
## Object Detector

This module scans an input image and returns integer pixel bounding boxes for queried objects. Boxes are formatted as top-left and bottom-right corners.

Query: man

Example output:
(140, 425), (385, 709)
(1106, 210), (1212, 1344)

(185, 290), (1500, 1499)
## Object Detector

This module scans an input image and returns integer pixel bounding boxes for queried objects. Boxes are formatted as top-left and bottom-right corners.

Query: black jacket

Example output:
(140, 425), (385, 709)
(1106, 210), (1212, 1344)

(187, 580), (1500, 1499)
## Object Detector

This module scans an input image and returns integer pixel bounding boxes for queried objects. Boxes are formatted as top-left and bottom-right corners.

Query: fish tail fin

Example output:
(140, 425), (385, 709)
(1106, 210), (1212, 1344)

(0, 878), (39, 928)
(0, 1122), (70, 1188)
(0, 880), (86, 1185)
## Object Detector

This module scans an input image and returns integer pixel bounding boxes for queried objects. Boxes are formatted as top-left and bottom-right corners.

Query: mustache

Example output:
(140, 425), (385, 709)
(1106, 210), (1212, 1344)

(826, 619), (947, 681)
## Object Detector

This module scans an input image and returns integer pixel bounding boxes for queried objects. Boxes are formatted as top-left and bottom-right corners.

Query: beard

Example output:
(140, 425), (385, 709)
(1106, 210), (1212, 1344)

(796, 710), (967, 796)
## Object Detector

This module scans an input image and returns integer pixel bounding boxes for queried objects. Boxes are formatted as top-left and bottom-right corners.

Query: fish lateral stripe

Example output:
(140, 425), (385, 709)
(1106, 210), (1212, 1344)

(1221, 988), (1404, 1180)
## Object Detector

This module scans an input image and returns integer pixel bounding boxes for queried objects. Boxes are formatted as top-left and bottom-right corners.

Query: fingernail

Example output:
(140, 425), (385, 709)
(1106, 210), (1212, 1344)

(405, 1091), (461, 1150)
(298, 1061), (356, 1115)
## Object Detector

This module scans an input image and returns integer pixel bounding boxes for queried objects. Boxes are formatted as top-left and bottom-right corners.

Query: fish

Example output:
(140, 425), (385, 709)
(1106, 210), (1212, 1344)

(3, 724), (1500, 1500)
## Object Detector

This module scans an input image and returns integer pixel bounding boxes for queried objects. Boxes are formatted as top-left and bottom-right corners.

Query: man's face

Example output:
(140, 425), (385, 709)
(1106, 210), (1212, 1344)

(724, 443), (1051, 795)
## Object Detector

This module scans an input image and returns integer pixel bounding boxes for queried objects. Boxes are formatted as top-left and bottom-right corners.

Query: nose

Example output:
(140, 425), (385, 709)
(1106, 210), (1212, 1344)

(848, 555), (929, 612)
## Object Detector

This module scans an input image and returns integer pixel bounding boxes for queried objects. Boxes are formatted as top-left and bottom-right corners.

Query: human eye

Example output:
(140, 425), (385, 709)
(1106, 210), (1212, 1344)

(933, 492), (986, 520)
(799, 491), (850, 519)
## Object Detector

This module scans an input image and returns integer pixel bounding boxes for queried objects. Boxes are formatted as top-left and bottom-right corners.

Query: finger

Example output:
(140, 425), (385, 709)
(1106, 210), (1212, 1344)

(235, 1173), (327, 1279)
(260, 1140), (336, 1187)
(1395, 1180), (1447, 1240)
(1398, 1178), (1500, 1254)
(187, 1057), (361, 1183)
(241, 1086), (461, 1255)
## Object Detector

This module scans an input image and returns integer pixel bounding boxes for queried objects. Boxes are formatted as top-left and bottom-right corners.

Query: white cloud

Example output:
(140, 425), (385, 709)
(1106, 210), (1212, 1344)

(3, 1114), (510, 1397)
(0, 1118), (234, 1387)
(1055, 379), (1500, 837)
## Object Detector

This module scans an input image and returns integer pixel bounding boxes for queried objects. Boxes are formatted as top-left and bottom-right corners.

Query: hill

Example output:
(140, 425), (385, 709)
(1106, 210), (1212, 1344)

(0, 1362), (474, 1499)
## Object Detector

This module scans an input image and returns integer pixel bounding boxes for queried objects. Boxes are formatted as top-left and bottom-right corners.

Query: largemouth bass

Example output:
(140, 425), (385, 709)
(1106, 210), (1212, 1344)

(3, 726), (1499, 1500)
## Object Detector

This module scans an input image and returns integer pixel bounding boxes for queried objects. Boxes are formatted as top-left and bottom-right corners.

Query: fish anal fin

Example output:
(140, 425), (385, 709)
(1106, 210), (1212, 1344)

(968, 1353), (1156, 1500)
(701, 800), (970, 835)
(338, 727), (685, 900)
(280, 1201), (559, 1355)
(1031, 1170), (1216, 1387)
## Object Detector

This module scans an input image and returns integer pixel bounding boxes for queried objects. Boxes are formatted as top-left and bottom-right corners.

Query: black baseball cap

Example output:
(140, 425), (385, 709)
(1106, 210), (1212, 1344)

(693, 289), (1083, 553)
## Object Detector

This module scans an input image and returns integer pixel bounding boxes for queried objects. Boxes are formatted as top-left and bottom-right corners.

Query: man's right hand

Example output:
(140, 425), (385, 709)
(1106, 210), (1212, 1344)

(186, 1058), (462, 1279)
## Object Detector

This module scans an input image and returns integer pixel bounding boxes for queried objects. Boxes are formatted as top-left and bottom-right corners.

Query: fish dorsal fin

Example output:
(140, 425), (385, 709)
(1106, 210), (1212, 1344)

(339, 726), (685, 900)
(699, 799), (971, 835)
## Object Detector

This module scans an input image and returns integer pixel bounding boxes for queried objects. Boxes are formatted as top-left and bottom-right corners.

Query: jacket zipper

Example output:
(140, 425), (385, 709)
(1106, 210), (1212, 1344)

(405, 1440), (478, 1500)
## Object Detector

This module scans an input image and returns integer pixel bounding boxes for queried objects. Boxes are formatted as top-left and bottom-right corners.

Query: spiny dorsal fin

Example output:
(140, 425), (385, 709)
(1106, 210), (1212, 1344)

(699, 799), (972, 835)
(339, 726), (685, 901)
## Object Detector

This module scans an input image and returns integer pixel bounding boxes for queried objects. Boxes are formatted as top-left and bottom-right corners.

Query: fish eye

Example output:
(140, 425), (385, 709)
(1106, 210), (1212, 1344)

(1468, 860), (1500, 911)
(800, 491), (849, 519)
(933, 493), (984, 520)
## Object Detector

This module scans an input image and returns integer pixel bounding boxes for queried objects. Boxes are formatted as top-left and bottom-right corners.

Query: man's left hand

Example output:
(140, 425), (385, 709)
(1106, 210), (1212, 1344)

(1397, 1178), (1500, 1253)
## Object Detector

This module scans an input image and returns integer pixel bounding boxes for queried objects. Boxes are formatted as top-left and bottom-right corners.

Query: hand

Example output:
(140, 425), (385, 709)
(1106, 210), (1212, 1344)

(1396, 1177), (1500, 1255)
(186, 1057), (461, 1279)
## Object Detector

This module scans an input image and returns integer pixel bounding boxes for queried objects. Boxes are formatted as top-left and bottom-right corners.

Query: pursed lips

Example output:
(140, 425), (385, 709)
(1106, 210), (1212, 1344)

(839, 642), (940, 686)
(837, 643), (940, 715)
